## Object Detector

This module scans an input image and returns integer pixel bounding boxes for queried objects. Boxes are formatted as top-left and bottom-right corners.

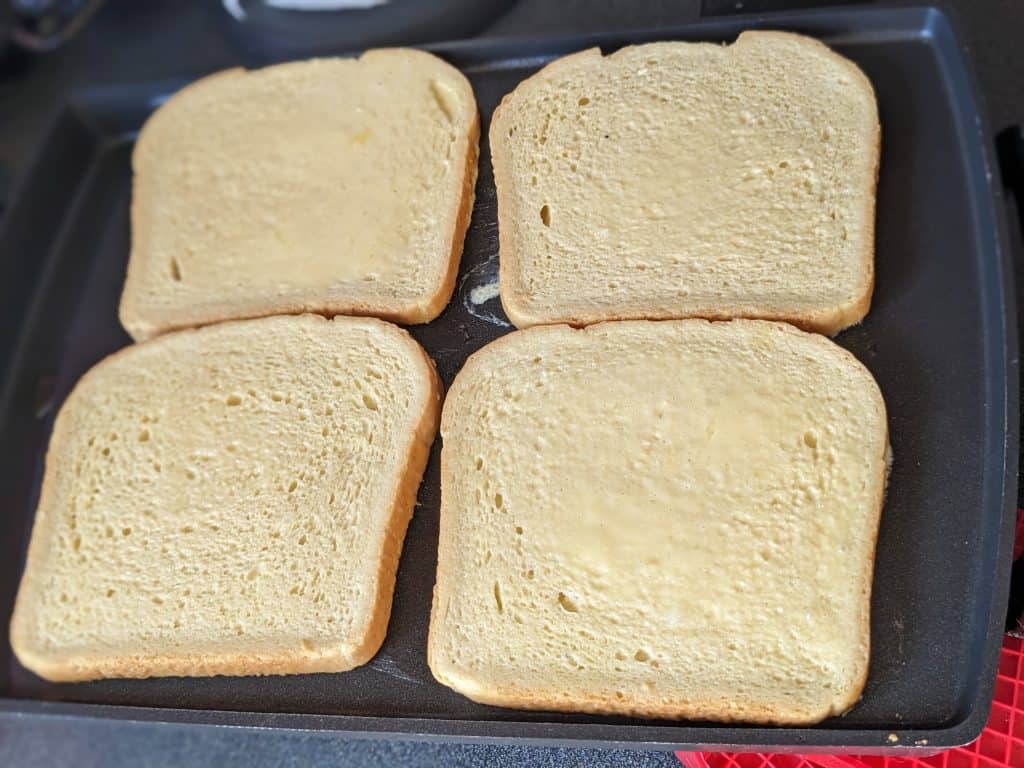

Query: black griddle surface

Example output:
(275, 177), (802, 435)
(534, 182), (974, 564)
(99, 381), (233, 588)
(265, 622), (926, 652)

(0, 4), (1016, 753)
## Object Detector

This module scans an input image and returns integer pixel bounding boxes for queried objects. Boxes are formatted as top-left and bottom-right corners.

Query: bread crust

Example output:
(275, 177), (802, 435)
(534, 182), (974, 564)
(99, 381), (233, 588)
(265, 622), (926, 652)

(119, 51), (480, 341)
(9, 314), (441, 681)
(418, 106), (480, 324)
(492, 33), (881, 336)
(429, 319), (889, 725)
(344, 336), (442, 673)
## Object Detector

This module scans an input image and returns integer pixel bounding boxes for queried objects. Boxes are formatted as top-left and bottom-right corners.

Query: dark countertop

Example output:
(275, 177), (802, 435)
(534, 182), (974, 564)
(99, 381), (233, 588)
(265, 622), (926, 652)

(0, 718), (680, 768)
(0, 1), (1021, 765)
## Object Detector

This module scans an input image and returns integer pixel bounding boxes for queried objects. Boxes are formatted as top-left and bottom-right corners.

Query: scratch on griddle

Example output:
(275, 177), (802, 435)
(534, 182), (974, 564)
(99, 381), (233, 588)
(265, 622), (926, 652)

(369, 655), (422, 685)
(460, 252), (511, 328)
(893, 616), (905, 664)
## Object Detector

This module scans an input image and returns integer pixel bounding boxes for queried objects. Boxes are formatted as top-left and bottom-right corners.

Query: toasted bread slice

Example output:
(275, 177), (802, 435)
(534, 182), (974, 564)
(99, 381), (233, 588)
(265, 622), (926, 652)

(491, 33), (879, 334)
(11, 314), (440, 681)
(429, 319), (889, 724)
(121, 51), (479, 340)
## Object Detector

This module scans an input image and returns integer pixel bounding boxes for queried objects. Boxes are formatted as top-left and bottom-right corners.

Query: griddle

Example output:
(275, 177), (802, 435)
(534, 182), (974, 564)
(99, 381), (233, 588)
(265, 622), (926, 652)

(0, 3), (1017, 754)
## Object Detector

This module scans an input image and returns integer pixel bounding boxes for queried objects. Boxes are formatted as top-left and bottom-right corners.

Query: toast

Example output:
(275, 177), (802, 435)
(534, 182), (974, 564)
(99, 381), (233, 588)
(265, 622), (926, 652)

(429, 319), (889, 724)
(490, 33), (880, 334)
(121, 51), (479, 341)
(10, 314), (441, 681)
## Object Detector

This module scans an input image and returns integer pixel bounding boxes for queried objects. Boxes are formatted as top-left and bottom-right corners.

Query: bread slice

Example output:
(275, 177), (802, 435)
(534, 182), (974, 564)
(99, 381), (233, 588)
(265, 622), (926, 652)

(120, 50), (479, 341)
(429, 319), (889, 724)
(10, 314), (441, 681)
(490, 33), (879, 334)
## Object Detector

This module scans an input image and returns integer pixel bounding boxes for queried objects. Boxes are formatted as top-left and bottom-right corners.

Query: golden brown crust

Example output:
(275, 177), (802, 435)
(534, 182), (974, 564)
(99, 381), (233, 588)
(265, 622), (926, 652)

(119, 68), (245, 343)
(413, 106), (480, 325)
(424, 668), (834, 726)
(9, 314), (441, 681)
(344, 343), (442, 671)
(837, 430), (892, 717)
(493, 34), (880, 337)
(490, 51), (604, 331)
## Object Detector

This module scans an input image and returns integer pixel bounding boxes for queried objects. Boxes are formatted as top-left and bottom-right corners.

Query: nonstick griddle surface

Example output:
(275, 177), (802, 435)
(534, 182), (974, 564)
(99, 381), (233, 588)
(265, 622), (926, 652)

(0, 4), (1016, 753)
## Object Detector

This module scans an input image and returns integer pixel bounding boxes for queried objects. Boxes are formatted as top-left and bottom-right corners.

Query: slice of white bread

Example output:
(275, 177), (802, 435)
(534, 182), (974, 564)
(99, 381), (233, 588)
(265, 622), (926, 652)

(429, 319), (889, 724)
(490, 33), (880, 334)
(120, 50), (479, 341)
(10, 314), (441, 681)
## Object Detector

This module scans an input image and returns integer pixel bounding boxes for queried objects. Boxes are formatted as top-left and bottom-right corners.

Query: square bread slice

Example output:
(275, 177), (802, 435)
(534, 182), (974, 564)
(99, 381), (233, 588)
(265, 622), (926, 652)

(10, 314), (440, 681)
(490, 32), (880, 334)
(120, 50), (479, 341)
(429, 319), (889, 724)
